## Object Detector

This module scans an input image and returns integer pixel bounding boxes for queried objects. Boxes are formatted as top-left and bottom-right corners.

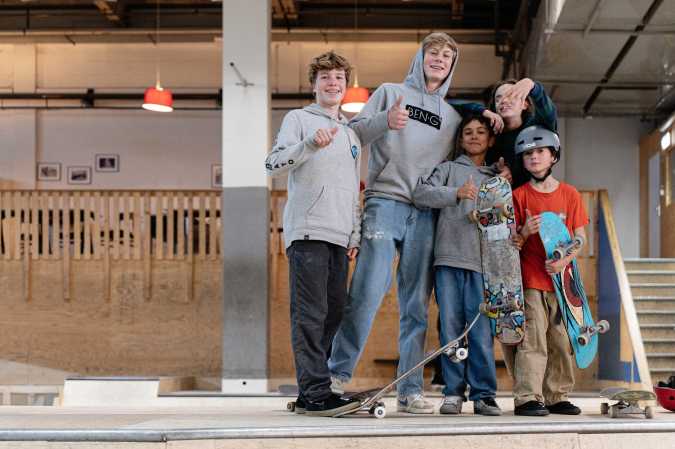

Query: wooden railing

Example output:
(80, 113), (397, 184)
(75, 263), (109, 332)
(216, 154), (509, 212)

(0, 190), (222, 302)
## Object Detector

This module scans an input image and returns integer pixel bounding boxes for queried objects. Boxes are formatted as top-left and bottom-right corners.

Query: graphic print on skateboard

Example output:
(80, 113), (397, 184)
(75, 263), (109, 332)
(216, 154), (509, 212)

(471, 176), (525, 345)
(539, 211), (609, 369)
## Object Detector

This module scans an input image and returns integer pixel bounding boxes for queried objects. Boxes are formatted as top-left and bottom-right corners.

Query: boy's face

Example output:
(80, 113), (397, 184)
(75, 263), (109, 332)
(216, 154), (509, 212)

(313, 69), (347, 108)
(522, 147), (557, 177)
(494, 83), (530, 119)
(423, 44), (455, 87)
(460, 119), (494, 157)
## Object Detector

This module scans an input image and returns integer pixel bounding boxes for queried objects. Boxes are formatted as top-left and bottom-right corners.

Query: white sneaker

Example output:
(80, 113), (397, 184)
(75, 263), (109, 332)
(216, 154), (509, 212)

(440, 395), (463, 415)
(397, 393), (435, 414)
(330, 376), (346, 395)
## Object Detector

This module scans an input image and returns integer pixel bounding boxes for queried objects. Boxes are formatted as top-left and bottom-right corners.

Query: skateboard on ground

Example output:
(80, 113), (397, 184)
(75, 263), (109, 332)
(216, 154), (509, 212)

(470, 176), (525, 345)
(539, 211), (609, 369)
(330, 313), (479, 418)
(600, 387), (656, 419)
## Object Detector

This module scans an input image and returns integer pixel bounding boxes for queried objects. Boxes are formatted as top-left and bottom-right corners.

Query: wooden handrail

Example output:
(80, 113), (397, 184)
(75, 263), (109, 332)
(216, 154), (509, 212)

(598, 190), (652, 390)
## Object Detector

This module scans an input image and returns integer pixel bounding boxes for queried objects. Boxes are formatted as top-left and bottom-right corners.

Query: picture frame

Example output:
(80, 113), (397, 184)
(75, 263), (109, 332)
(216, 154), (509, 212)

(212, 164), (223, 188)
(36, 162), (61, 181)
(67, 166), (92, 185)
(95, 154), (120, 173)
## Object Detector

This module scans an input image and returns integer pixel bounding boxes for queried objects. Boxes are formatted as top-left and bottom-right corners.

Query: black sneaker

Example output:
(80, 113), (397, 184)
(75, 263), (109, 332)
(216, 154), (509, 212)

(295, 395), (306, 414)
(305, 393), (361, 417)
(546, 401), (581, 415)
(514, 400), (550, 416)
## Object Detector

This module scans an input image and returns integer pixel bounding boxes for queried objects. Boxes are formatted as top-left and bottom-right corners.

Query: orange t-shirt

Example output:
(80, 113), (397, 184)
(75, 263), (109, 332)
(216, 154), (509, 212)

(513, 181), (589, 292)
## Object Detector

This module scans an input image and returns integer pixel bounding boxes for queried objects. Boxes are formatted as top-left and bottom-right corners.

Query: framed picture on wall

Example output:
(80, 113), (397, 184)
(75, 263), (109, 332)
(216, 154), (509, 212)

(212, 164), (223, 188)
(67, 166), (92, 185)
(95, 154), (119, 172)
(37, 162), (61, 181)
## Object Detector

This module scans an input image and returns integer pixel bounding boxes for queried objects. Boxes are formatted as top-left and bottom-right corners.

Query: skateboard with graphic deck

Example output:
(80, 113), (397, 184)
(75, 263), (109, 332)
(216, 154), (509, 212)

(539, 211), (610, 369)
(470, 176), (525, 345)
(330, 313), (478, 418)
(600, 387), (655, 419)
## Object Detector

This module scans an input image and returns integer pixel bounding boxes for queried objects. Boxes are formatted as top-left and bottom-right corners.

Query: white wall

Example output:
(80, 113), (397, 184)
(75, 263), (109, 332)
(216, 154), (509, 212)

(560, 117), (648, 258)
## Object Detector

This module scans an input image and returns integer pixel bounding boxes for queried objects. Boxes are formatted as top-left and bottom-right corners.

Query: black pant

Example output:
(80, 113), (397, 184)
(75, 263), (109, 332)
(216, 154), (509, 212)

(287, 240), (349, 403)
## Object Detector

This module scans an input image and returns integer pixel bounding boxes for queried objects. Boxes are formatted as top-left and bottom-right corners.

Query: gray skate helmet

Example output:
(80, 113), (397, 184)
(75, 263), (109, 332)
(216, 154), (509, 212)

(514, 125), (561, 160)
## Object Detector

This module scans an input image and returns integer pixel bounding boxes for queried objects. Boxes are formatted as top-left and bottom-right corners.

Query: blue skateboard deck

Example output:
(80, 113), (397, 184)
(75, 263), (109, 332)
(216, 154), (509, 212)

(539, 211), (606, 369)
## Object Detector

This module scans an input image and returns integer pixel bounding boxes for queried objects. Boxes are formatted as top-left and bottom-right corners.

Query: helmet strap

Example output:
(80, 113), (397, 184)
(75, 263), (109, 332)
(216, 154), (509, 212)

(531, 168), (552, 183)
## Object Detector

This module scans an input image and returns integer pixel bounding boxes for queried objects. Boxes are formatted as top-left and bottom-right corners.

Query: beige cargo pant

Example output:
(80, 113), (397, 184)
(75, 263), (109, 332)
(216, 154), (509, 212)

(502, 288), (575, 407)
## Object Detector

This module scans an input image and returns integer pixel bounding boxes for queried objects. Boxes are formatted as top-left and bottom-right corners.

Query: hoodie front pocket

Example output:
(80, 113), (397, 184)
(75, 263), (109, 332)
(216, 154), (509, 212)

(306, 186), (353, 235)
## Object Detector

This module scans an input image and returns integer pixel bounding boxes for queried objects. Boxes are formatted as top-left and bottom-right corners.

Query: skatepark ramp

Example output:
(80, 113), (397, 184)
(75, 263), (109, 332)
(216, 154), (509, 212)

(596, 190), (652, 390)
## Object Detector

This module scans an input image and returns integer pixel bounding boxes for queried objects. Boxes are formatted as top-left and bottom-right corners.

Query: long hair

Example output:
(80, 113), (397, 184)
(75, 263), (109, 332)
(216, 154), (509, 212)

(488, 79), (535, 119)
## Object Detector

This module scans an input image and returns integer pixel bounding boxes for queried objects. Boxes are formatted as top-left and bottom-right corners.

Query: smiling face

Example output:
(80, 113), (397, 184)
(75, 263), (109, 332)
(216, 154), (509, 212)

(459, 119), (494, 157)
(423, 44), (455, 89)
(494, 83), (530, 119)
(313, 69), (347, 108)
(522, 147), (557, 177)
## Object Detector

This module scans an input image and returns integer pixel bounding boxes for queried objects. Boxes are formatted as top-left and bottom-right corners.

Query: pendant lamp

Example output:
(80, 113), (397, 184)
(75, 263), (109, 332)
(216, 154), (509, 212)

(143, 0), (173, 112)
(341, 0), (368, 113)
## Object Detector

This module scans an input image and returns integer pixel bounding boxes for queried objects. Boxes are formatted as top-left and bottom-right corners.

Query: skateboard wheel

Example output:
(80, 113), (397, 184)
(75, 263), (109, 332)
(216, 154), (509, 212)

(552, 248), (564, 261)
(479, 302), (491, 315)
(646, 405), (655, 419)
(374, 406), (386, 419)
(503, 203), (514, 218)
(577, 334), (589, 346)
(469, 210), (479, 224)
(597, 320), (610, 334)
(574, 235), (585, 248)
(287, 401), (296, 412)
(600, 402), (609, 415)
(609, 405), (619, 419)
(453, 347), (468, 362)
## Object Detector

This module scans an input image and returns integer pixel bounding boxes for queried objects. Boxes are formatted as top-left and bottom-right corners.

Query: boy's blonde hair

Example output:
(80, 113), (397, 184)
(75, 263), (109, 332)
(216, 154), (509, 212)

(308, 51), (352, 86)
(422, 32), (458, 56)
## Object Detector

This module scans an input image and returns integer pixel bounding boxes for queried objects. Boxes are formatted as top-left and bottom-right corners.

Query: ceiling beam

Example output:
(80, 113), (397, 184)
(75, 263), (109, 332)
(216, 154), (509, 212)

(582, 0), (665, 115)
(582, 0), (605, 38)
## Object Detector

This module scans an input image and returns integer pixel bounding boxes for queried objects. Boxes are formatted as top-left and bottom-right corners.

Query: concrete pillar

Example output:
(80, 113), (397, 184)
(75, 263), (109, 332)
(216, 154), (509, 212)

(220, 0), (270, 393)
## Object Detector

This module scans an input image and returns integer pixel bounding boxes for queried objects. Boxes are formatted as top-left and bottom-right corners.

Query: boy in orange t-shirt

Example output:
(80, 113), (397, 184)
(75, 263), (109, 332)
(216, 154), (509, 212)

(510, 125), (589, 417)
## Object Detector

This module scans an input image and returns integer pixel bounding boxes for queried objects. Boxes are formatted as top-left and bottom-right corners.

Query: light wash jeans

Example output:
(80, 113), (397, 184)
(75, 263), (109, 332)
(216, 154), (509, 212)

(328, 197), (435, 397)
(435, 266), (497, 401)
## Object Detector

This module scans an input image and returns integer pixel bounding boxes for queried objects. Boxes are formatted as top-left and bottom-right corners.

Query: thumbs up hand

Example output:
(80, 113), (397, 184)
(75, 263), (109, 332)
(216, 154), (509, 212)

(387, 95), (409, 130)
(312, 126), (339, 148)
(457, 175), (478, 201)
(520, 208), (541, 239)
(497, 157), (513, 184)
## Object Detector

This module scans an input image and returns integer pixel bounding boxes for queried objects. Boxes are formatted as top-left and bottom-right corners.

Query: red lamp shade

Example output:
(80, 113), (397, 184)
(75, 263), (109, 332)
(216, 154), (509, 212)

(341, 86), (369, 113)
(142, 85), (173, 112)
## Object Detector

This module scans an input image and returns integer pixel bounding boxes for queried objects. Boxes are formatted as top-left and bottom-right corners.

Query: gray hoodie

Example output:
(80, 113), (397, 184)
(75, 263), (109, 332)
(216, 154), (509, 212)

(349, 42), (462, 204)
(266, 104), (362, 250)
(413, 155), (497, 272)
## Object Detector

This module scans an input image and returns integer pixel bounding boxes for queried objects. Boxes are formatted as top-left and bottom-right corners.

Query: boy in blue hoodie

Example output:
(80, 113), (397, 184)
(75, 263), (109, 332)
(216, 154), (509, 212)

(329, 32), (504, 413)
(265, 51), (364, 417)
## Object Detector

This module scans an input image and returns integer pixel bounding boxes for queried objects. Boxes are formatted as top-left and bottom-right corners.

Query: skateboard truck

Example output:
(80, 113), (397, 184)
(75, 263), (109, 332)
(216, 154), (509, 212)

(552, 235), (585, 261)
(442, 345), (468, 363)
(577, 320), (610, 346)
(479, 297), (521, 315)
(469, 203), (514, 224)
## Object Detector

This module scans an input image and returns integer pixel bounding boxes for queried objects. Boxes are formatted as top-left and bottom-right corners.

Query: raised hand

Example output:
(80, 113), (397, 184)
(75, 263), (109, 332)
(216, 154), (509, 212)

(520, 208), (541, 239)
(312, 126), (339, 148)
(457, 175), (478, 201)
(497, 157), (512, 184)
(483, 109), (504, 134)
(500, 78), (535, 109)
(387, 96), (409, 130)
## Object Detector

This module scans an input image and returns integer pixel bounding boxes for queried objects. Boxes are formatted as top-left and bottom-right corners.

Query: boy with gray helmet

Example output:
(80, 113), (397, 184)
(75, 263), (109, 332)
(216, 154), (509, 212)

(508, 125), (589, 417)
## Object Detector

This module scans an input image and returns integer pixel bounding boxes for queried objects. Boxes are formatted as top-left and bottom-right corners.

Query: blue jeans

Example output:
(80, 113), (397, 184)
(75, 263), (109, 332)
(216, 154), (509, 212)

(435, 266), (496, 401)
(328, 197), (435, 397)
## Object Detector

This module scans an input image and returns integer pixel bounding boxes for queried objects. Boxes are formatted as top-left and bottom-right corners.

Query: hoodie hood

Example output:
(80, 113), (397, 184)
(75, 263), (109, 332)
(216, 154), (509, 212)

(404, 42), (459, 98)
(302, 103), (349, 125)
(453, 154), (495, 176)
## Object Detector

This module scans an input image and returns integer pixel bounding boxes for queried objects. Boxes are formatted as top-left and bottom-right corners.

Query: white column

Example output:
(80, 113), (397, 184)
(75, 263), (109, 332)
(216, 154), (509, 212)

(220, 0), (271, 393)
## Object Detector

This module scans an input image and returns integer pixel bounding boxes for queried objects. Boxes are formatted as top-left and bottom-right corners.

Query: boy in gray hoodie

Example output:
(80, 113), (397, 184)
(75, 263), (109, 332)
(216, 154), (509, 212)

(413, 114), (502, 417)
(265, 51), (363, 417)
(329, 32), (504, 413)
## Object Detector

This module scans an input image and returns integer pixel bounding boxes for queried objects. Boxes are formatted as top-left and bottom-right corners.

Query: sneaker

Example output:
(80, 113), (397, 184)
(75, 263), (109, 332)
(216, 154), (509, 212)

(330, 376), (346, 395)
(294, 395), (306, 415)
(474, 397), (502, 416)
(439, 395), (463, 415)
(514, 400), (550, 416)
(305, 393), (360, 417)
(546, 401), (581, 415)
(397, 393), (435, 414)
